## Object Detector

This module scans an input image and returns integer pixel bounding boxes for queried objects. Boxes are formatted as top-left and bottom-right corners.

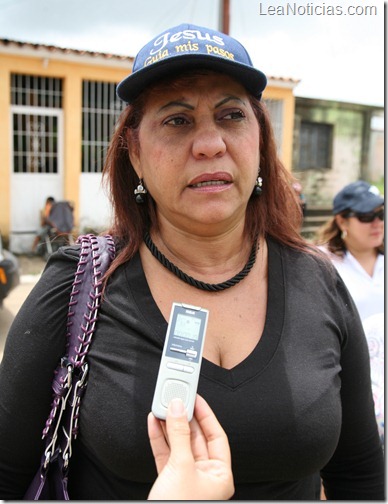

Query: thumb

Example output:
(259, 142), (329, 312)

(165, 398), (193, 464)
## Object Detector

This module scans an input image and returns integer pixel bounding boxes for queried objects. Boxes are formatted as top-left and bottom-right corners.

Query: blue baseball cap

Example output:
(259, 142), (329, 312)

(333, 180), (384, 215)
(117, 23), (267, 103)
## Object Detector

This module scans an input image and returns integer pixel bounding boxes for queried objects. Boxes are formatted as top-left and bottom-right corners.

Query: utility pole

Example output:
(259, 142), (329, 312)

(219, 0), (230, 34)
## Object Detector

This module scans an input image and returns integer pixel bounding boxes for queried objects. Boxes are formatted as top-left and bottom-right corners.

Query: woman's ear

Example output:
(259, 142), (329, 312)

(335, 214), (347, 232)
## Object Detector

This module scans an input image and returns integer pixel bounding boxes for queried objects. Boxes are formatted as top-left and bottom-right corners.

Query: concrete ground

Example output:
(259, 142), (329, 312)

(0, 254), (46, 361)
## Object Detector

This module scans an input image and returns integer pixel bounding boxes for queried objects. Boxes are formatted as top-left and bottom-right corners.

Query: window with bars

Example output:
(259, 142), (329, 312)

(11, 74), (62, 108)
(13, 113), (59, 173)
(82, 80), (126, 173)
(299, 121), (332, 170)
(263, 99), (283, 155)
(11, 74), (62, 174)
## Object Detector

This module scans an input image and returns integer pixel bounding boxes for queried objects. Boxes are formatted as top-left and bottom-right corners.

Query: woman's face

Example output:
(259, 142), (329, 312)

(337, 206), (384, 251)
(128, 72), (260, 236)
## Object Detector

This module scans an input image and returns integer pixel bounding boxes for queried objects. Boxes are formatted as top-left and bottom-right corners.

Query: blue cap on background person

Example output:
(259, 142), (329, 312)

(117, 23), (267, 103)
(333, 181), (384, 215)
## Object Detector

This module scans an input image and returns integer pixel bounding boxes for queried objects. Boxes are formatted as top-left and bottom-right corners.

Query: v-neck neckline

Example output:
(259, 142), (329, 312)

(126, 237), (285, 390)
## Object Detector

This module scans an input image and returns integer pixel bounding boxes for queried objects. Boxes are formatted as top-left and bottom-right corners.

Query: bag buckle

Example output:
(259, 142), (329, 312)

(61, 363), (89, 467)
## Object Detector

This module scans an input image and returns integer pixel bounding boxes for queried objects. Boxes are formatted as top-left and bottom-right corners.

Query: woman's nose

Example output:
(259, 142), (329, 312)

(191, 122), (227, 159)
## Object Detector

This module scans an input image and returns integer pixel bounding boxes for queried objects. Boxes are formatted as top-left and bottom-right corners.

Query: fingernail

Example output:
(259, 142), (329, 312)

(169, 398), (185, 416)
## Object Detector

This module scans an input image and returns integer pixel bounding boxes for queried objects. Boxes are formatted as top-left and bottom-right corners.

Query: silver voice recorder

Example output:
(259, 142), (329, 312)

(151, 302), (209, 421)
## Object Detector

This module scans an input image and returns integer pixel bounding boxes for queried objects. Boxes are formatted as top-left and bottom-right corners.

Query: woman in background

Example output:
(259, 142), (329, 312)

(316, 180), (384, 444)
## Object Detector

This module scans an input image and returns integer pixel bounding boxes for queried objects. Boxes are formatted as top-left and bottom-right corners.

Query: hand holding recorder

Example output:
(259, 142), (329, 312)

(147, 395), (234, 500)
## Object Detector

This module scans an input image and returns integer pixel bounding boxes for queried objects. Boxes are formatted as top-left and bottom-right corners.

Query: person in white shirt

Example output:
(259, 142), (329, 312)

(316, 180), (384, 444)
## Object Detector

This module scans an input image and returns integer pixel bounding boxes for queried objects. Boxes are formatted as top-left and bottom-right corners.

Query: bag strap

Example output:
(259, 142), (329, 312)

(40, 234), (115, 472)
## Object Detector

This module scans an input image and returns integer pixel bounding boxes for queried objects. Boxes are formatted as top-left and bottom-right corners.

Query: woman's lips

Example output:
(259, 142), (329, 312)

(190, 180), (230, 188)
(188, 172), (233, 189)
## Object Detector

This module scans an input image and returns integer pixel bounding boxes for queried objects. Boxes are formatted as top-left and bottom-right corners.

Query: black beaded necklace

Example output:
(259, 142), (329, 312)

(144, 232), (258, 292)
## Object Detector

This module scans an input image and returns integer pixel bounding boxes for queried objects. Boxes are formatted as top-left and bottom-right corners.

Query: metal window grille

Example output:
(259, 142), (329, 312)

(12, 112), (59, 173)
(263, 99), (283, 155)
(11, 74), (62, 174)
(82, 80), (126, 173)
(299, 122), (332, 170)
(11, 74), (62, 108)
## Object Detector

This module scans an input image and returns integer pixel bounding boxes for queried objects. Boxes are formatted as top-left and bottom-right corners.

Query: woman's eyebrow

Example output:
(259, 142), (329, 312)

(158, 95), (246, 113)
(158, 101), (194, 112)
(215, 96), (246, 108)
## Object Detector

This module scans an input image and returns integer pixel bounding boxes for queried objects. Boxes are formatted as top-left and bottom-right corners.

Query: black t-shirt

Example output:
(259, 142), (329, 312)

(0, 238), (384, 500)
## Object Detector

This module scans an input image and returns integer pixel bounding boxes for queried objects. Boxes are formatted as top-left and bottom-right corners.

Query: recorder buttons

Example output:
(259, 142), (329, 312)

(166, 362), (195, 374)
(167, 362), (184, 372)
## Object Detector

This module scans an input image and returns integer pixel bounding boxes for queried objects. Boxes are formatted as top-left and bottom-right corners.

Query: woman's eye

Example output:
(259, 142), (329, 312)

(221, 110), (246, 120)
(163, 116), (190, 126)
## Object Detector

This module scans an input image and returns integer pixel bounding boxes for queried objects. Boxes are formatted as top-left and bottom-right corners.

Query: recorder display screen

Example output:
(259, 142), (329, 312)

(174, 314), (201, 341)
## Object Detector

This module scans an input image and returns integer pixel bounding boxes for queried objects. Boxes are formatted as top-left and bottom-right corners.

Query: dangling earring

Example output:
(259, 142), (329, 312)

(134, 179), (147, 204)
(341, 229), (348, 240)
(252, 174), (263, 197)
(134, 179), (147, 205)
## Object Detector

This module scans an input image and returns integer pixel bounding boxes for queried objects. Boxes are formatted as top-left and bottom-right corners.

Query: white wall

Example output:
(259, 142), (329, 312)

(79, 173), (113, 233)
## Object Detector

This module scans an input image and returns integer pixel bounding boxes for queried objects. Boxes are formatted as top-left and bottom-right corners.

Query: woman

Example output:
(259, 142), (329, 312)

(316, 180), (384, 445)
(316, 180), (384, 322)
(0, 24), (383, 500)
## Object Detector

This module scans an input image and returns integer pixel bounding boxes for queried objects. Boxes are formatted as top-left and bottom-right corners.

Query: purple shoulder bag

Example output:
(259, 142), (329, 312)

(24, 234), (115, 500)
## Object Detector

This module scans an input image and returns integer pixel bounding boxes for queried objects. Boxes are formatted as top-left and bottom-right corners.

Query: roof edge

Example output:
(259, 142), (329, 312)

(0, 37), (301, 85)
(0, 37), (134, 66)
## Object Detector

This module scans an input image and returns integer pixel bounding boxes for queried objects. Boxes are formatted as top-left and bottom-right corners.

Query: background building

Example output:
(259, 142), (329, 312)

(293, 97), (384, 207)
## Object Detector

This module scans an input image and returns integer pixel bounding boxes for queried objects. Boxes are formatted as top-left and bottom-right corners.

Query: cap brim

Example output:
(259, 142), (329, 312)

(117, 54), (267, 103)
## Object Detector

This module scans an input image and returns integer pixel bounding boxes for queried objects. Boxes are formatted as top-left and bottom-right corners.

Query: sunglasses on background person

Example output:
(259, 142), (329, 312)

(346, 208), (384, 223)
